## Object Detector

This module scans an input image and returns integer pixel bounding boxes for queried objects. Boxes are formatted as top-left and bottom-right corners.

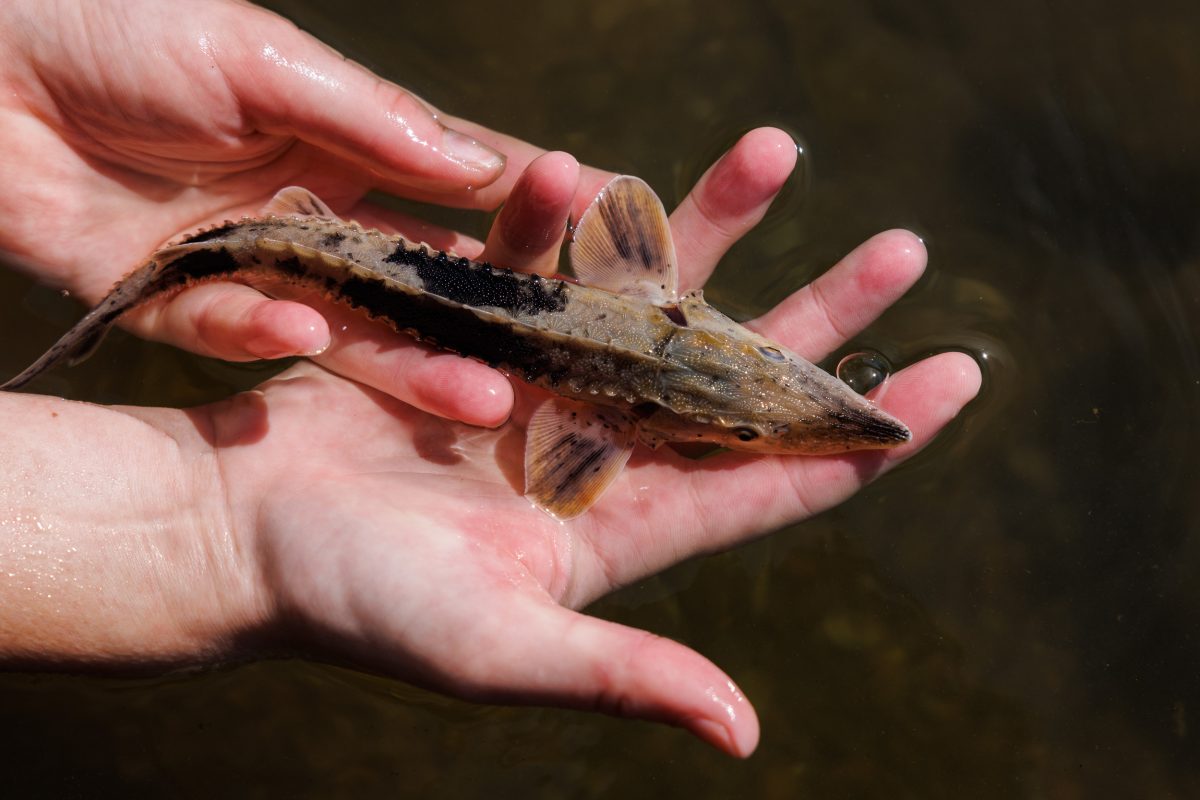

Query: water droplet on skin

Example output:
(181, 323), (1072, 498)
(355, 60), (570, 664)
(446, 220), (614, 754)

(837, 350), (893, 394)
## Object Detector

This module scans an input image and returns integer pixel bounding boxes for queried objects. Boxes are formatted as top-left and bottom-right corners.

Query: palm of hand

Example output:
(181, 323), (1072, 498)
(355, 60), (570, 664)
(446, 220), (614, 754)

(218, 362), (766, 754)
(0, 0), (981, 756)
(206, 253), (978, 758)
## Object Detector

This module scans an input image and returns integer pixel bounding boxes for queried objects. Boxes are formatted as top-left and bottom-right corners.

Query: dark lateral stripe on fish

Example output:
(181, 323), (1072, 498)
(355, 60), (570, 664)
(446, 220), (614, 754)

(4, 180), (913, 513)
(2, 182), (917, 519)
(260, 257), (619, 390)
(234, 242), (660, 394)
(166, 248), (241, 282)
(384, 244), (568, 315)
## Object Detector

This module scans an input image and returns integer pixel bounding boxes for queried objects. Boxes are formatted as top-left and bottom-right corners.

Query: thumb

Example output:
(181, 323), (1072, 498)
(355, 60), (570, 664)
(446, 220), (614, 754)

(224, 9), (506, 193)
(458, 600), (760, 757)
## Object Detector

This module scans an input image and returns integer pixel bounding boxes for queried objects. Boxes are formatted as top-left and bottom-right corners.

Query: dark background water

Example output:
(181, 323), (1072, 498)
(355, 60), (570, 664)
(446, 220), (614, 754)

(2, 0), (1198, 796)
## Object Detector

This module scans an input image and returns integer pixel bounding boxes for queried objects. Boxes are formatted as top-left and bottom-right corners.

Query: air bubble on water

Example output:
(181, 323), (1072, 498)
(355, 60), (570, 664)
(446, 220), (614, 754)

(836, 350), (892, 395)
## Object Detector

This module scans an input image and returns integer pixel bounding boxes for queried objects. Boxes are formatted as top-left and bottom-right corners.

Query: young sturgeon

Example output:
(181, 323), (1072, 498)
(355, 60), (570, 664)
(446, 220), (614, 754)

(1, 180), (910, 518)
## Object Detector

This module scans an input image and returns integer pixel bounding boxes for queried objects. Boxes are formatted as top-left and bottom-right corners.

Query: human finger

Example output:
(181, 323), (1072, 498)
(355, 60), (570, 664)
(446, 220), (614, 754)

(447, 599), (760, 757)
(481, 151), (579, 275)
(305, 152), (580, 268)
(127, 281), (513, 427)
(576, 352), (981, 595)
(124, 282), (330, 361)
(308, 298), (515, 428)
(750, 229), (927, 361)
(670, 127), (799, 290)
(226, 8), (505, 194)
(683, 352), (979, 554)
(414, 113), (618, 213)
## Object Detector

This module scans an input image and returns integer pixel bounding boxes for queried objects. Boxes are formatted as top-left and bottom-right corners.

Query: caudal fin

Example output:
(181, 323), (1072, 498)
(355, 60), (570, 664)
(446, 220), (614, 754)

(1, 242), (227, 391)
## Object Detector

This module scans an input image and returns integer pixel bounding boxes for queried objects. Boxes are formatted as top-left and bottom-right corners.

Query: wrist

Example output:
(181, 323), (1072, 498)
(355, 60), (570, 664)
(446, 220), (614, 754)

(0, 392), (271, 669)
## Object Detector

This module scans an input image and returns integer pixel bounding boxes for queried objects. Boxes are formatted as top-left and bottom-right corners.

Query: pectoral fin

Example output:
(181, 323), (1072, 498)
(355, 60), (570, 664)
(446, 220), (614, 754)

(569, 175), (679, 304)
(524, 399), (636, 519)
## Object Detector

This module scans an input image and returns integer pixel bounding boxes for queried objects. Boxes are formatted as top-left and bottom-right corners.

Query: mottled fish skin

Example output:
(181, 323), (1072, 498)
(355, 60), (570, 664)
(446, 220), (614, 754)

(1, 213), (910, 456)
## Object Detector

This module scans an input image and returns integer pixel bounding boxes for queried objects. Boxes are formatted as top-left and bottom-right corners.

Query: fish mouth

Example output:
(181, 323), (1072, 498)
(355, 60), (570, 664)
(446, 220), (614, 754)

(730, 404), (911, 455)
(829, 406), (912, 448)
(760, 401), (911, 454)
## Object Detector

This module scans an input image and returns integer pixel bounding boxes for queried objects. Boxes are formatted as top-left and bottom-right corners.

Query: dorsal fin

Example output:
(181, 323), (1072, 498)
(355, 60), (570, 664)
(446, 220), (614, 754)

(569, 175), (679, 304)
(260, 186), (342, 221)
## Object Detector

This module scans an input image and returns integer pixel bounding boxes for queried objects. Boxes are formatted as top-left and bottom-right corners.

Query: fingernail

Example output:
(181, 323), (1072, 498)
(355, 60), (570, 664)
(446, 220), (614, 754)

(443, 129), (506, 174)
(245, 339), (297, 360)
(299, 339), (330, 357)
(246, 333), (330, 360)
(689, 718), (735, 754)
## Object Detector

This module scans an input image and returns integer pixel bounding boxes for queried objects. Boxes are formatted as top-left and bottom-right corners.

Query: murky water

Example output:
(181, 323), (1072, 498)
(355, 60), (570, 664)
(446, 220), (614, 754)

(2, 0), (1198, 796)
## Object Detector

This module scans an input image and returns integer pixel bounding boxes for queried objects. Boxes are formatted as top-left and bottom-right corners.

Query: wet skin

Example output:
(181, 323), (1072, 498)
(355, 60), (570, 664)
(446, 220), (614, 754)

(0, 0), (981, 756)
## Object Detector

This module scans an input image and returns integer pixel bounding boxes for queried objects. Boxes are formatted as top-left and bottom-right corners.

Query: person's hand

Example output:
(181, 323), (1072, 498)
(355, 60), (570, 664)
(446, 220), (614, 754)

(0, 127), (980, 756)
(228, 358), (976, 759)
(204, 224), (978, 758)
(0, 0), (609, 426)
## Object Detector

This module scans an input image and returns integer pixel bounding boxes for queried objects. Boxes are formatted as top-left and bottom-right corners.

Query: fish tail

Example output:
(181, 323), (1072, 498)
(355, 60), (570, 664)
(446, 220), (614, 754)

(1, 241), (226, 391)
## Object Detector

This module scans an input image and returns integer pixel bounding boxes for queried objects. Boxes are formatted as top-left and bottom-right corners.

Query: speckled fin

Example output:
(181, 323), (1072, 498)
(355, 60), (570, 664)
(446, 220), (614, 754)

(260, 186), (342, 221)
(524, 399), (636, 519)
(569, 176), (678, 303)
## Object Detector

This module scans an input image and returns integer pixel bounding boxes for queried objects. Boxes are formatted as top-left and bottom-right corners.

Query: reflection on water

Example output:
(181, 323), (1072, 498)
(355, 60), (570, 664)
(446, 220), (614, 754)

(2, 0), (1199, 796)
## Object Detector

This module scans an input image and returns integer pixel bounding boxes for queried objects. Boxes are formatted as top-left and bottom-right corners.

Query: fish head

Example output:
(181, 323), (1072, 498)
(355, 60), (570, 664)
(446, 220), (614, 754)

(641, 294), (912, 454)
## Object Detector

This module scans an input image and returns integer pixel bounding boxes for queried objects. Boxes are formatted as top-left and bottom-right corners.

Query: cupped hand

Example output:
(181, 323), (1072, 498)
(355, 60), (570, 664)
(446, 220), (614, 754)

(185, 139), (981, 757)
(0, 0), (982, 752)
(0, 0), (602, 426)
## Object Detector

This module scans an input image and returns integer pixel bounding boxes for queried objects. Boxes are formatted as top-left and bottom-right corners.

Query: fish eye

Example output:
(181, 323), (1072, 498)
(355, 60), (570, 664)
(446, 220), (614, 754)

(757, 346), (786, 362)
(734, 427), (759, 442)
